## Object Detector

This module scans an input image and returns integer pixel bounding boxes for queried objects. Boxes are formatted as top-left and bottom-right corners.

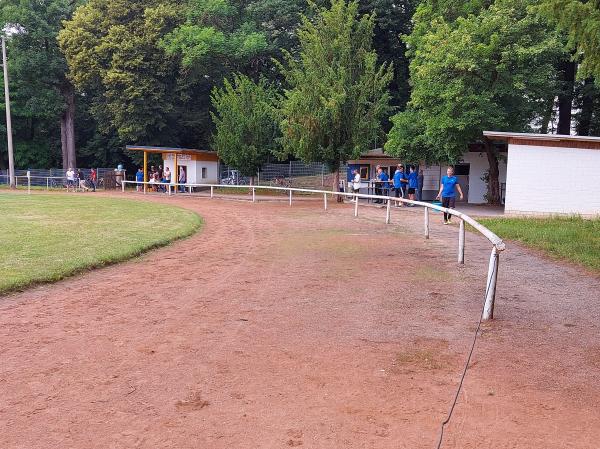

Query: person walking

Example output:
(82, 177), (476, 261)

(178, 166), (186, 193)
(436, 166), (464, 224)
(89, 168), (97, 192)
(77, 169), (90, 192)
(392, 164), (408, 207)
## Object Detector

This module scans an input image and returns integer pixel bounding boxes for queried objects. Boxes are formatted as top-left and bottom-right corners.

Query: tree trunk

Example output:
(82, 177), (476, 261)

(557, 60), (576, 135)
(60, 83), (76, 169)
(577, 78), (595, 136)
(484, 140), (501, 205)
(333, 167), (343, 202)
(540, 96), (555, 134)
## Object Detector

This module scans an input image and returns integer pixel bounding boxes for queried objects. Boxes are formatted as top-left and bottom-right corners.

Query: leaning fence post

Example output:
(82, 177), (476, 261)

(354, 195), (359, 217)
(458, 219), (465, 264)
(386, 199), (391, 224)
(424, 207), (430, 239)
(482, 247), (499, 320)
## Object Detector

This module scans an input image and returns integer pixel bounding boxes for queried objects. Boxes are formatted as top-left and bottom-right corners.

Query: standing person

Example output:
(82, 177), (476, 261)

(163, 166), (171, 189)
(158, 165), (163, 180)
(407, 166), (419, 204)
(135, 168), (144, 192)
(351, 169), (361, 202)
(392, 164), (408, 207)
(89, 168), (97, 192)
(417, 168), (424, 202)
(372, 165), (382, 201)
(375, 166), (390, 204)
(178, 166), (186, 193)
(66, 167), (75, 192)
(436, 166), (464, 224)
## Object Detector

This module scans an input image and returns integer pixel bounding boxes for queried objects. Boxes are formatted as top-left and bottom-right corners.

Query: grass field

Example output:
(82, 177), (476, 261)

(480, 216), (600, 272)
(0, 194), (202, 294)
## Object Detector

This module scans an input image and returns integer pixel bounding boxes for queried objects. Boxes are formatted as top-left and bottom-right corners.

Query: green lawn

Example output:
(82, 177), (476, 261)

(480, 216), (600, 272)
(0, 194), (202, 294)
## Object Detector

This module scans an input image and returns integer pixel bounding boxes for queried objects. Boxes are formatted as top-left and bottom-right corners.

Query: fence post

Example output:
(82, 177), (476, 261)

(121, 180), (125, 193)
(27, 171), (31, 194)
(354, 195), (359, 217)
(458, 219), (465, 264)
(252, 187), (256, 203)
(168, 184), (171, 196)
(210, 185), (214, 199)
(324, 192), (328, 210)
(386, 199), (391, 224)
(482, 247), (499, 320)
(321, 164), (325, 187)
(46, 177), (49, 190)
(424, 207), (430, 239)
(289, 189), (292, 206)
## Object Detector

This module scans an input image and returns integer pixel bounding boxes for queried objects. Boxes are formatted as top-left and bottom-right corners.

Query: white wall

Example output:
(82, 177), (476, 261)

(162, 158), (219, 184)
(505, 144), (600, 216)
(460, 152), (507, 204)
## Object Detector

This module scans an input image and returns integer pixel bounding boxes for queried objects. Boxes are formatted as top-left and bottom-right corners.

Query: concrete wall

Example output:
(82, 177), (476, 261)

(163, 159), (219, 184)
(460, 152), (507, 204)
(505, 144), (600, 216)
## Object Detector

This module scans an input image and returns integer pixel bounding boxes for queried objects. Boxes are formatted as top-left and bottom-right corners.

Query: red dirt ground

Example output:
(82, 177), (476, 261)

(1, 193), (599, 449)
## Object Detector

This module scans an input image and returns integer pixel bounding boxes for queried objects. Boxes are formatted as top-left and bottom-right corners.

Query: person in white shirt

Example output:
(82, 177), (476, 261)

(66, 168), (75, 192)
(351, 169), (361, 202)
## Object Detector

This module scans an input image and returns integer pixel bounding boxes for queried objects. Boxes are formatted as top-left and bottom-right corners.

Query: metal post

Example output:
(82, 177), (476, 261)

(482, 247), (499, 320)
(458, 219), (465, 264)
(46, 177), (49, 190)
(354, 195), (359, 217)
(289, 189), (292, 206)
(210, 185), (214, 199)
(27, 171), (30, 194)
(252, 187), (256, 203)
(424, 207), (430, 239)
(121, 179), (125, 193)
(2, 37), (15, 189)
(168, 184), (171, 196)
(386, 199), (391, 224)
(324, 192), (328, 210)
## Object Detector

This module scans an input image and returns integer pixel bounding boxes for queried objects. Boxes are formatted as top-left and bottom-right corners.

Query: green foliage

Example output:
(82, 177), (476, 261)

(211, 74), (280, 176)
(278, 0), (393, 171)
(538, 0), (600, 81)
(386, 0), (564, 163)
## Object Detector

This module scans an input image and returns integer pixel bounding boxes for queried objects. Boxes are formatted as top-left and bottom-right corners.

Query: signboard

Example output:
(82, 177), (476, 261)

(164, 153), (192, 161)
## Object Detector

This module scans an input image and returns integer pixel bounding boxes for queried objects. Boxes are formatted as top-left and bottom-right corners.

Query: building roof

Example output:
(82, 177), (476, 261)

(126, 145), (217, 155)
(483, 131), (600, 150)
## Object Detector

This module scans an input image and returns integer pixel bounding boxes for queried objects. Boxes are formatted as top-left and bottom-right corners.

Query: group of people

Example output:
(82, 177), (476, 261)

(350, 164), (464, 224)
(65, 167), (97, 192)
(135, 165), (187, 192)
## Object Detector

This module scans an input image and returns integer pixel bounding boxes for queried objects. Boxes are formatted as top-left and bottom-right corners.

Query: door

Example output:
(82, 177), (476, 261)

(454, 164), (469, 203)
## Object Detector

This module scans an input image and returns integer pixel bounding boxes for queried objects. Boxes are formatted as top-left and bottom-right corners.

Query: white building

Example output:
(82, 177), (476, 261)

(484, 132), (600, 217)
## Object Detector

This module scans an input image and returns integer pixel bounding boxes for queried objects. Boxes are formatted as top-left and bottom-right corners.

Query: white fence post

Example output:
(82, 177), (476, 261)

(289, 190), (292, 206)
(482, 247), (499, 320)
(354, 195), (359, 217)
(386, 199), (391, 224)
(324, 192), (328, 210)
(252, 187), (256, 203)
(424, 207), (430, 239)
(458, 219), (465, 264)
(27, 171), (31, 195)
(210, 186), (214, 198)
(46, 177), (49, 190)
(122, 180), (125, 193)
(168, 184), (171, 196)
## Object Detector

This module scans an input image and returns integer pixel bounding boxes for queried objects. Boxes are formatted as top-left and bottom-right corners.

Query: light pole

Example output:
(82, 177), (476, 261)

(2, 35), (15, 189)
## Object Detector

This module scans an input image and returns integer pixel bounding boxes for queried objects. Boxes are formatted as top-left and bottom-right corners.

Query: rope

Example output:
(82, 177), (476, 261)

(435, 250), (498, 449)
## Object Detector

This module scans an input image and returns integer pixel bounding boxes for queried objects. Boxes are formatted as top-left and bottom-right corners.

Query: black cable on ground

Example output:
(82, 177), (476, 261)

(435, 250), (498, 449)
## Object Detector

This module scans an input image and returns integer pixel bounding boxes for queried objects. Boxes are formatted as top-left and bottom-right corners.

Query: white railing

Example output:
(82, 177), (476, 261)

(122, 180), (505, 320)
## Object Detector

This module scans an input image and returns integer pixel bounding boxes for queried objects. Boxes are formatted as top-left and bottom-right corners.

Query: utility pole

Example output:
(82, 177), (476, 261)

(2, 35), (15, 189)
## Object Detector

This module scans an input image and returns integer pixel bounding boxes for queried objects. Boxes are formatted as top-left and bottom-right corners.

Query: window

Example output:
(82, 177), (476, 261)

(202, 167), (207, 179)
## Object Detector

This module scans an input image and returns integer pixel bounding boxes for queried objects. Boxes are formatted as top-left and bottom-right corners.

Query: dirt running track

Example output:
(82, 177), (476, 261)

(1, 193), (599, 449)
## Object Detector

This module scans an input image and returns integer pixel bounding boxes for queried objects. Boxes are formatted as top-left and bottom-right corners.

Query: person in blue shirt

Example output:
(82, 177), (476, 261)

(392, 164), (408, 207)
(407, 166), (419, 204)
(436, 166), (464, 224)
(135, 168), (144, 192)
(376, 167), (390, 204)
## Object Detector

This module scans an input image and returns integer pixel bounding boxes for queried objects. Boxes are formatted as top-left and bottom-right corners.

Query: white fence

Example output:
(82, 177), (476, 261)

(121, 180), (505, 320)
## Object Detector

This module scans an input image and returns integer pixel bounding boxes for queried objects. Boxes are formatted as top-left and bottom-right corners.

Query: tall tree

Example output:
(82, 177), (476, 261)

(1, 0), (78, 169)
(386, 0), (564, 204)
(278, 0), (393, 195)
(211, 74), (280, 177)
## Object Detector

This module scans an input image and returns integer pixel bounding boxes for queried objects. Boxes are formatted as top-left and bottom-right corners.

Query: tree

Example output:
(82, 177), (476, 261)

(210, 74), (280, 177)
(278, 0), (393, 196)
(538, 0), (600, 81)
(1, 0), (79, 169)
(386, 0), (563, 204)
